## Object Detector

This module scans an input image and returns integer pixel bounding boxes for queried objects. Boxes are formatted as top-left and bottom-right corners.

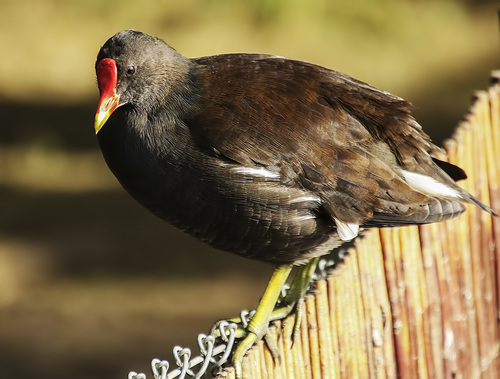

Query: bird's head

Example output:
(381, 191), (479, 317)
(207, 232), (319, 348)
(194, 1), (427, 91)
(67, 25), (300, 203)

(94, 29), (192, 134)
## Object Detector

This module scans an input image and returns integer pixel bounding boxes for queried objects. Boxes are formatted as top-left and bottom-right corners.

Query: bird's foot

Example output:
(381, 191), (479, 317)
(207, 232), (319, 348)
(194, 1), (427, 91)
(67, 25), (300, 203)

(211, 258), (320, 378)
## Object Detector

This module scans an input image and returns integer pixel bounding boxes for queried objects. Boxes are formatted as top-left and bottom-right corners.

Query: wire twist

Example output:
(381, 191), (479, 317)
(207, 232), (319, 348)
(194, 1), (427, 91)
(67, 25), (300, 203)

(128, 321), (238, 379)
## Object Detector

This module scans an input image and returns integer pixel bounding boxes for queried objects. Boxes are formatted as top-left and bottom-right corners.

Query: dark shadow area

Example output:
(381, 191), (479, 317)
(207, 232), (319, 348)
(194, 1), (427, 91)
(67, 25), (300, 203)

(0, 101), (98, 151)
(0, 184), (271, 280)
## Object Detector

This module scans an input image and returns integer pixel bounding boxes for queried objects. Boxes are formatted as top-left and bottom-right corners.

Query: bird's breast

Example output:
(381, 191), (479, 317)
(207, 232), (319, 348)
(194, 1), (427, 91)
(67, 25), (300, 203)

(99, 124), (336, 263)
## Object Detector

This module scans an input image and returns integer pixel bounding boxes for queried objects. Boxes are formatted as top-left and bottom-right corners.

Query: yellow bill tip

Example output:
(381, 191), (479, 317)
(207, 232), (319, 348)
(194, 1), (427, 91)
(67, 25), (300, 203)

(94, 93), (120, 134)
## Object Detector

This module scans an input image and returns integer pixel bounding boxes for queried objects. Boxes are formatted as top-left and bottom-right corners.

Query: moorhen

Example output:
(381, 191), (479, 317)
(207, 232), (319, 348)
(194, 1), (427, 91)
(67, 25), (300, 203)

(94, 30), (496, 377)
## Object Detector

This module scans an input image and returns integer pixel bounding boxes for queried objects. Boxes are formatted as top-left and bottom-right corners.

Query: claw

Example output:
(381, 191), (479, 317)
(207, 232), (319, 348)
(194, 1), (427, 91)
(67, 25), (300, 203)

(291, 296), (305, 344)
(264, 328), (281, 362)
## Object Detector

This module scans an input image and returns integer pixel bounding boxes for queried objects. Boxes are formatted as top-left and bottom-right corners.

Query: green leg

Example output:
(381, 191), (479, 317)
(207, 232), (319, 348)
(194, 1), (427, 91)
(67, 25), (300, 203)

(232, 263), (293, 379)
(271, 257), (320, 338)
(222, 258), (320, 378)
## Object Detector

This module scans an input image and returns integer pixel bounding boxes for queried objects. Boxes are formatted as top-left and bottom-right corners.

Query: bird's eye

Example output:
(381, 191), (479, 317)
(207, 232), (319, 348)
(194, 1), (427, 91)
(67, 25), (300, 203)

(126, 66), (136, 75)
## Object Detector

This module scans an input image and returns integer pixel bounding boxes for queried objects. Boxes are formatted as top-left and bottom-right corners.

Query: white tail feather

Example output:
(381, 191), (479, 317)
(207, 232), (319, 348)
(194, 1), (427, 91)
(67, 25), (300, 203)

(401, 170), (461, 198)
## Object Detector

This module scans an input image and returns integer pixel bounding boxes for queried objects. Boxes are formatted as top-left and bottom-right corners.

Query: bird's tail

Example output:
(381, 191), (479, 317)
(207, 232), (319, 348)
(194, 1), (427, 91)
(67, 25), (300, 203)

(366, 197), (466, 228)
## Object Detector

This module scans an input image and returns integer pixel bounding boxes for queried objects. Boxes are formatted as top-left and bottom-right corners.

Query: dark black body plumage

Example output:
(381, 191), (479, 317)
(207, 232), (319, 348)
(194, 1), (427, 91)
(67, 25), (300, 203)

(96, 30), (495, 264)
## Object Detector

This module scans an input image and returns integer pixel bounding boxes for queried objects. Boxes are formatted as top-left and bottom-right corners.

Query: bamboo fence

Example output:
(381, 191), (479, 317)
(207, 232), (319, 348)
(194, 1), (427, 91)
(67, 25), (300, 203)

(217, 72), (500, 379)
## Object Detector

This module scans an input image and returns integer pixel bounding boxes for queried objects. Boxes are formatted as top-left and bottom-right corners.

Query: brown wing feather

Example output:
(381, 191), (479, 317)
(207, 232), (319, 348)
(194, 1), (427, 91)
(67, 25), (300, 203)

(186, 54), (471, 226)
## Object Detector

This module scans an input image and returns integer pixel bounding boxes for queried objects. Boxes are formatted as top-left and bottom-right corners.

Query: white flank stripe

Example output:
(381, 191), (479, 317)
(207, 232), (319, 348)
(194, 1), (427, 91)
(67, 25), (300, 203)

(294, 214), (316, 222)
(233, 166), (280, 179)
(289, 195), (321, 204)
(334, 219), (359, 241)
(401, 170), (461, 198)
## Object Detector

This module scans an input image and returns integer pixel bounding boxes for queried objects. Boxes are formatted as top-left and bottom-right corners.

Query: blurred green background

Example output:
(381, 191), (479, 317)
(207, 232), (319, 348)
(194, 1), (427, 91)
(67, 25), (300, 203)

(0, 1), (498, 378)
